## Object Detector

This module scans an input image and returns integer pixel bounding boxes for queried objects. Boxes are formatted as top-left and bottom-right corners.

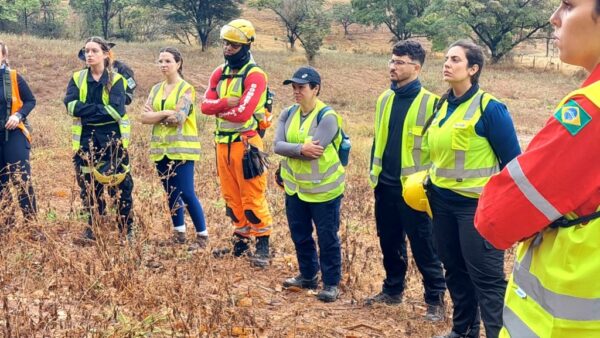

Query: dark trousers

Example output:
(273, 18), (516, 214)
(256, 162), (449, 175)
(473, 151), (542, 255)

(0, 130), (36, 220)
(428, 188), (506, 338)
(285, 193), (342, 286)
(74, 141), (133, 233)
(156, 158), (206, 233)
(374, 184), (446, 305)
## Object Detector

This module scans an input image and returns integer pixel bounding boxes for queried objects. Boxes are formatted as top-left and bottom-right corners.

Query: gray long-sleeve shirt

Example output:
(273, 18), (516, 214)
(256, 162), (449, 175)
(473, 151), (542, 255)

(274, 104), (338, 160)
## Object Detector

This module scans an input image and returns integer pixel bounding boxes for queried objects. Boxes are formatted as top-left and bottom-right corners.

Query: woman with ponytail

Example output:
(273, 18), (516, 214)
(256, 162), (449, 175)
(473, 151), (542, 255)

(0, 41), (37, 232)
(427, 40), (521, 338)
(63, 36), (134, 244)
(141, 47), (207, 251)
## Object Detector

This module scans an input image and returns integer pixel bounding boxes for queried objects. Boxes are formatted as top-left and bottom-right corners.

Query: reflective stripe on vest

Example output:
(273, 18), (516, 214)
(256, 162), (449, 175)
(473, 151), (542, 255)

(280, 102), (345, 202)
(214, 62), (267, 143)
(148, 80), (201, 161)
(71, 69), (130, 150)
(370, 88), (437, 188)
(428, 90), (500, 197)
(502, 306), (539, 338)
(3, 69), (31, 142)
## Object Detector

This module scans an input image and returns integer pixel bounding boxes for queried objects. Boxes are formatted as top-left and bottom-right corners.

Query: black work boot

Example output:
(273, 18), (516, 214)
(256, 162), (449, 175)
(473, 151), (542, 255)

(317, 285), (340, 303)
(283, 274), (318, 289)
(250, 236), (270, 268)
(364, 291), (402, 306)
(213, 234), (250, 258)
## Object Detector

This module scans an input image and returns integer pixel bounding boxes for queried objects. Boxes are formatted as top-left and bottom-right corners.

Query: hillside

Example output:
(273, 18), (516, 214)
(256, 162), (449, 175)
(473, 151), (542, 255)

(0, 15), (585, 338)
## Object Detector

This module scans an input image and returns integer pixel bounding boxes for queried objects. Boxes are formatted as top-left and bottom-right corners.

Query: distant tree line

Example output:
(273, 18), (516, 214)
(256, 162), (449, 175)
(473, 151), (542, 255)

(0, 0), (555, 63)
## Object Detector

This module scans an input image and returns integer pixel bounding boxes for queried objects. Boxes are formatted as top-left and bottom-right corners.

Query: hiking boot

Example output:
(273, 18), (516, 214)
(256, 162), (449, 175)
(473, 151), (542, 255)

(424, 303), (445, 322)
(159, 230), (186, 246)
(317, 285), (340, 303)
(188, 234), (209, 252)
(249, 236), (270, 268)
(283, 274), (318, 289)
(364, 292), (402, 306)
(213, 234), (250, 258)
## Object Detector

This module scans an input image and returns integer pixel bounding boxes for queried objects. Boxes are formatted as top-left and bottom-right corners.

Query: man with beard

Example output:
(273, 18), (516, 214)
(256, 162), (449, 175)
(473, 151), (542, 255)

(366, 40), (446, 320)
(201, 19), (272, 267)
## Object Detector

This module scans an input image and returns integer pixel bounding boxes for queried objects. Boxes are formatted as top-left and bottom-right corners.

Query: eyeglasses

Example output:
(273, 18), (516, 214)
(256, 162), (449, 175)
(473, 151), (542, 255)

(222, 40), (242, 48)
(388, 59), (417, 66)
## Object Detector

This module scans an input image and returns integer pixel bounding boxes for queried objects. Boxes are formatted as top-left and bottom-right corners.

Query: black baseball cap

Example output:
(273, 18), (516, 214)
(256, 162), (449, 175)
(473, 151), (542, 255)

(78, 42), (116, 61)
(283, 66), (321, 85)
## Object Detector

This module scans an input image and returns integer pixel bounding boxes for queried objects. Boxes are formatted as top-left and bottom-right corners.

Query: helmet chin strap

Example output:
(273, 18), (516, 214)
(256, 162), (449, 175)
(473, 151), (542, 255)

(225, 44), (251, 69)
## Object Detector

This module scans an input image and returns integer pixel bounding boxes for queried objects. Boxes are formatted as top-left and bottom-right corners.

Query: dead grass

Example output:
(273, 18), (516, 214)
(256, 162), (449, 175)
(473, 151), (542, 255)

(0, 26), (584, 338)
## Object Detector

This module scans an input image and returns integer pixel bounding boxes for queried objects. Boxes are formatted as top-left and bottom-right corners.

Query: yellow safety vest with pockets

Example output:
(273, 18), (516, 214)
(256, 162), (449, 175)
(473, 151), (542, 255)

(427, 89), (499, 198)
(148, 80), (201, 161)
(280, 100), (345, 203)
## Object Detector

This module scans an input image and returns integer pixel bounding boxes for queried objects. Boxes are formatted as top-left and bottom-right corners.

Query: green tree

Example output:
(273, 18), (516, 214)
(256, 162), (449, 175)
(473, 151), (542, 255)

(330, 3), (356, 37)
(70, 0), (132, 38)
(250, 0), (320, 50)
(351, 0), (431, 41)
(298, 7), (330, 62)
(250, 0), (329, 61)
(0, 1), (18, 31)
(428, 0), (554, 63)
(151, 0), (241, 51)
(16, 0), (40, 32)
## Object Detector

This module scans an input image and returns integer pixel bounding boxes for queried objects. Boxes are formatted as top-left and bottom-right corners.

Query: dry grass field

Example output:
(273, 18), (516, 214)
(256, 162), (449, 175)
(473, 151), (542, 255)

(0, 10), (587, 337)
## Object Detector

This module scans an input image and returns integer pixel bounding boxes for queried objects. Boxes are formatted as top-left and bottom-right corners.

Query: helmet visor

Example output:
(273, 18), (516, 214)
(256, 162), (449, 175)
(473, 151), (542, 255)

(220, 25), (250, 44)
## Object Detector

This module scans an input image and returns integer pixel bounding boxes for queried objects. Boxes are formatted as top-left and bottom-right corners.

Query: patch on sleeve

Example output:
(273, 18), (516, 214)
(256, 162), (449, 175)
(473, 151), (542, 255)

(553, 100), (592, 135)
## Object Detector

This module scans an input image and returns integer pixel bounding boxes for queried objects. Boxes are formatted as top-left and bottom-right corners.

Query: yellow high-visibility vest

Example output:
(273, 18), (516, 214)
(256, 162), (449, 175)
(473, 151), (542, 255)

(501, 81), (600, 338)
(67, 69), (130, 151)
(427, 89), (499, 198)
(148, 80), (201, 161)
(369, 87), (438, 188)
(280, 99), (345, 203)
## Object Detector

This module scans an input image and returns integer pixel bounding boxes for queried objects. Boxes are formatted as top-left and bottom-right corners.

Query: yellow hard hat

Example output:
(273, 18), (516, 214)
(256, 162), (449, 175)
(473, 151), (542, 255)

(402, 171), (432, 218)
(92, 162), (129, 186)
(220, 19), (255, 44)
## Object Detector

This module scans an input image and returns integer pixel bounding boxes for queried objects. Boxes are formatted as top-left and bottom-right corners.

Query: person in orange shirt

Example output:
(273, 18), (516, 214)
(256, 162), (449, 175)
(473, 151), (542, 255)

(475, 1), (600, 336)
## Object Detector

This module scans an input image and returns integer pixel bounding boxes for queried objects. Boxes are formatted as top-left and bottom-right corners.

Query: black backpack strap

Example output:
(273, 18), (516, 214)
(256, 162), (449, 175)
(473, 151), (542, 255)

(3, 68), (12, 118)
(422, 92), (448, 134)
(551, 210), (600, 228)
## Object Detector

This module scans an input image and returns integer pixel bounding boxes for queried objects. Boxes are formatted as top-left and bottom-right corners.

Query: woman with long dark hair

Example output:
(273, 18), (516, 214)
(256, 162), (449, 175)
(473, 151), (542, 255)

(64, 36), (134, 243)
(427, 40), (521, 338)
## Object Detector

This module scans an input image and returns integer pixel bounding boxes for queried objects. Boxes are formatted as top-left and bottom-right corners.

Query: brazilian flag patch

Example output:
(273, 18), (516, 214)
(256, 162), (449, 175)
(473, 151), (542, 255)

(554, 100), (592, 136)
